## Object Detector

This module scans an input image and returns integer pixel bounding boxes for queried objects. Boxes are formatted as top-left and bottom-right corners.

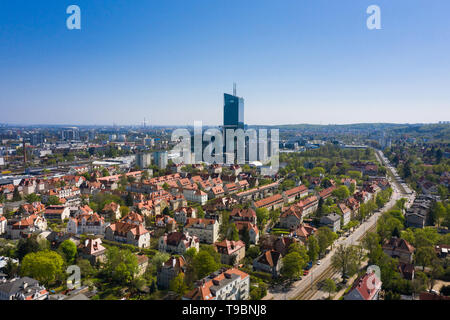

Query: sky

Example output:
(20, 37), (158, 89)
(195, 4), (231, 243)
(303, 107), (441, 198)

(0, 0), (449, 126)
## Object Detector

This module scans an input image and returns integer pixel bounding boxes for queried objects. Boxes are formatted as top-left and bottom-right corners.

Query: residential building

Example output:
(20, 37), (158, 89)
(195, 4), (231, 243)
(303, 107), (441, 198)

(136, 153), (152, 169)
(157, 256), (186, 290)
(184, 218), (219, 244)
(234, 221), (259, 244)
(253, 194), (284, 211)
(67, 213), (108, 235)
(283, 185), (308, 203)
(214, 240), (246, 265)
(344, 271), (382, 300)
(173, 207), (197, 225)
(253, 250), (283, 278)
(44, 205), (70, 221)
(8, 215), (47, 240)
(320, 213), (341, 232)
(154, 151), (168, 169)
(105, 212), (150, 248)
(382, 237), (415, 264)
(158, 231), (199, 255)
(102, 202), (121, 220)
(338, 203), (351, 226)
(183, 188), (208, 205)
(79, 238), (107, 265)
(183, 268), (250, 300)
(0, 277), (49, 300)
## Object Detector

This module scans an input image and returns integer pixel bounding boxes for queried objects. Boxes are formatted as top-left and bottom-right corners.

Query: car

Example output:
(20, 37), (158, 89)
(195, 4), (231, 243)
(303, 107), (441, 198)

(316, 260), (321, 265)
(303, 270), (309, 276)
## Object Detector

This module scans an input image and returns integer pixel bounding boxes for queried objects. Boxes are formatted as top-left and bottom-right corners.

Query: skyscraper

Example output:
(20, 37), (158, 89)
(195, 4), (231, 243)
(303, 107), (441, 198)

(223, 85), (244, 130)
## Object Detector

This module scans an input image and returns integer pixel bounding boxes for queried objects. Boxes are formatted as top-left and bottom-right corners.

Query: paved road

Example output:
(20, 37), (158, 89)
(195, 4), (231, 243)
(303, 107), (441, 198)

(269, 150), (414, 300)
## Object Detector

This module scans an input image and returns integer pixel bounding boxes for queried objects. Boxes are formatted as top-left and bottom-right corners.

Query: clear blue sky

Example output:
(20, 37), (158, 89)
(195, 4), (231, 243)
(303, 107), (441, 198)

(1, 0), (449, 126)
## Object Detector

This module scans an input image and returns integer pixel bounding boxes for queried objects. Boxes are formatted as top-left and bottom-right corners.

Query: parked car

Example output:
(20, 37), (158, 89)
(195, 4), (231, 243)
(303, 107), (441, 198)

(316, 260), (321, 265)
(303, 270), (309, 276)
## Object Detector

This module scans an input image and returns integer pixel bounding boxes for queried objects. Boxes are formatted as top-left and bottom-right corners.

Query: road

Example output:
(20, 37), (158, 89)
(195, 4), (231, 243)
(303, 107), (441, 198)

(268, 149), (415, 300)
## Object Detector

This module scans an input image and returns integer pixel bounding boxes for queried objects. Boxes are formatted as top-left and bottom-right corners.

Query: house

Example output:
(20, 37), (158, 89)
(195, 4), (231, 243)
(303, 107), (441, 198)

(346, 197), (360, 218)
(291, 224), (317, 244)
(229, 208), (257, 225)
(157, 256), (186, 290)
(209, 185), (225, 199)
(136, 254), (149, 277)
(183, 268), (250, 301)
(280, 206), (303, 230)
(44, 205), (70, 221)
(283, 185), (308, 203)
(102, 202), (121, 220)
(266, 236), (298, 256)
(155, 215), (177, 232)
(253, 250), (283, 278)
(20, 202), (46, 216)
(297, 196), (319, 216)
(105, 213), (150, 248)
(174, 207), (197, 225)
(344, 271), (382, 300)
(338, 203), (351, 226)
(234, 221), (259, 244)
(318, 186), (337, 200)
(183, 188), (208, 205)
(253, 194), (284, 211)
(67, 213), (108, 235)
(158, 231), (199, 255)
(214, 240), (246, 265)
(382, 237), (415, 264)
(320, 213), (341, 232)
(8, 215), (47, 240)
(0, 277), (49, 300)
(184, 218), (219, 244)
(79, 238), (107, 265)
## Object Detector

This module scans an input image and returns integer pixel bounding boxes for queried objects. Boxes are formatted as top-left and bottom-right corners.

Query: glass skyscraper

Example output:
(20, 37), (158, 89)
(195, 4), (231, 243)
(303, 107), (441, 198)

(223, 93), (244, 130)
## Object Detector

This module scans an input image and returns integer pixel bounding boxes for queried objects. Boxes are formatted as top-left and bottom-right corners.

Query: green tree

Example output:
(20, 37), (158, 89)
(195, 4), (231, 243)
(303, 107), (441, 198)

(169, 273), (188, 298)
(193, 251), (219, 279)
(24, 193), (41, 203)
(415, 246), (436, 271)
(12, 188), (22, 202)
(227, 223), (240, 241)
(16, 236), (41, 261)
(307, 235), (320, 262)
(151, 252), (170, 273)
(323, 278), (336, 299)
(281, 252), (306, 279)
(76, 259), (95, 279)
(331, 245), (361, 281)
(332, 185), (350, 201)
(317, 227), (337, 257)
(362, 232), (383, 264)
(47, 195), (61, 205)
(125, 192), (134, 207)
(255, 208), (269, 229)
(242, 225), (251, 249)
(59, 240), (77, 264)
(20, 251), (64, 286)
(104, 247), (139, 284)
